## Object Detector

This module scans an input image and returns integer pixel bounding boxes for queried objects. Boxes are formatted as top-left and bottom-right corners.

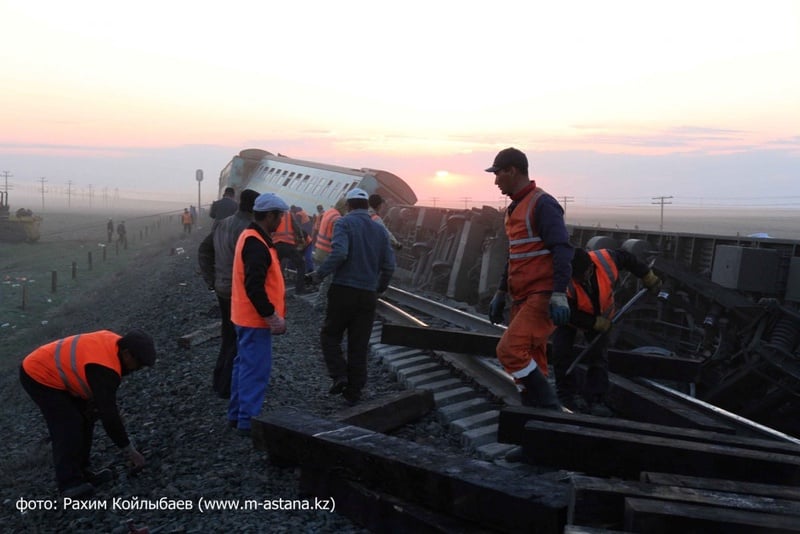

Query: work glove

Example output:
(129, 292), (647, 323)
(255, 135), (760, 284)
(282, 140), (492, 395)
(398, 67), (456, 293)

(488, 291), (507, 324)
(592, 316), (613, 333)
(392, 242), (403, 251)
(642, 270), (662, 294)
(549, 292), (570, 326)
(265, 314), (287, 335)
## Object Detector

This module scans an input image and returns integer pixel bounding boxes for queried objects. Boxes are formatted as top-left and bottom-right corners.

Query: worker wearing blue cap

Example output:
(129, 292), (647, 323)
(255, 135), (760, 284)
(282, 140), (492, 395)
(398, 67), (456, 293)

(228, 192), (289, 435)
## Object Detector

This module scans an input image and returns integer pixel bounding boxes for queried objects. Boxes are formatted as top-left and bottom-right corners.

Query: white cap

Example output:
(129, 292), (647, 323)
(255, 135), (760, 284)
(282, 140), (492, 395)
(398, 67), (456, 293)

(253, 193), (289, 212)
(346, 188), (369, 200)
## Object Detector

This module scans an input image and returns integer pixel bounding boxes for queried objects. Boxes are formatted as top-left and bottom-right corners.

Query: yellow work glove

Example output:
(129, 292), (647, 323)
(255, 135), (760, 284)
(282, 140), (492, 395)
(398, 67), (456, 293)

(593, 316), (613, 333)
(642, 270), (662, 294)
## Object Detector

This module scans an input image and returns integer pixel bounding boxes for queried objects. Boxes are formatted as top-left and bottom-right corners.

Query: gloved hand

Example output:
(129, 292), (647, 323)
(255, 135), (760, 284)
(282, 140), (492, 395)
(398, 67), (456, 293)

(392, 242), (403, 251)
(642, 270), (662, 294)
(549, 292), (570, 326)
(488, 291), (507, 324)
(265, 314), (287, 335)
(593, 316), (613, 333)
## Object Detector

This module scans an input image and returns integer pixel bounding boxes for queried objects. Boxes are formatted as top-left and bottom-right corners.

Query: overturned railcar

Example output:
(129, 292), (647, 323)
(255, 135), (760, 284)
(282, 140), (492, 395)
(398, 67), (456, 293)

(217, 148), (417, 213)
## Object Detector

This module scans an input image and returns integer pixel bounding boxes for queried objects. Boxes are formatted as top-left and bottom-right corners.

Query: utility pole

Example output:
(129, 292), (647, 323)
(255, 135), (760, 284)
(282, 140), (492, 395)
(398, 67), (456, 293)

(460, 197), (471, 209)
(38, 176), (47, 212)
(652, 195), (673, 231)
(1, 170), (11, 193)
(196, 169), (204, 219)
(430, 197), (439, 208)
(66, 180), (73, 209)
(560, 196), (574, 215)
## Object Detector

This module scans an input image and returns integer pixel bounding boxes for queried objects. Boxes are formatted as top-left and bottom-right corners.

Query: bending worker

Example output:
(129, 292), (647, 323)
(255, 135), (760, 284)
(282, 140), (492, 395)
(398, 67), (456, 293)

(485, 147), (572, 410)
(19, 329), (156, 498)
(554, 247), (661, 415)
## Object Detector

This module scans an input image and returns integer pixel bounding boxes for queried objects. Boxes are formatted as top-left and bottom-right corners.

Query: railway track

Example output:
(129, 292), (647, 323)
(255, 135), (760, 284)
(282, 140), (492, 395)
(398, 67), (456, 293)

(362, 285), (800, 462)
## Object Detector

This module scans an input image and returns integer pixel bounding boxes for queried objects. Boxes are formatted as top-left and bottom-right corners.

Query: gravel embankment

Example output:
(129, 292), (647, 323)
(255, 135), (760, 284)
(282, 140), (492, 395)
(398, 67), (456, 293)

(0, 227), (463, 533)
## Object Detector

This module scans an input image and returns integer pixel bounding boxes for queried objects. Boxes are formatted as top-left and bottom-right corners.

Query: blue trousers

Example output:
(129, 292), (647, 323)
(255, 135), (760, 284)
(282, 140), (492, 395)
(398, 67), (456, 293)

(228, 326), (273, 430)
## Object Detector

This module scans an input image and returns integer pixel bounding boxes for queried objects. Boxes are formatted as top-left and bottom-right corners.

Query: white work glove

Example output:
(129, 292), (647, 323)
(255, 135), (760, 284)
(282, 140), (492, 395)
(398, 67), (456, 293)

(549, 292), (570, 326)
(265, 314), (287, 335)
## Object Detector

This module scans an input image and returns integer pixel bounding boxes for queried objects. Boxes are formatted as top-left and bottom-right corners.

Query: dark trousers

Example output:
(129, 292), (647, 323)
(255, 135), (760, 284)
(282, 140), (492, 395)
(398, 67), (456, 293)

(552, 326), (610, 401)
(320, 284), (377, 392)
(20, 367), (94, 491)
(212, 294), (237, 398)
(274, 242), (306, 292)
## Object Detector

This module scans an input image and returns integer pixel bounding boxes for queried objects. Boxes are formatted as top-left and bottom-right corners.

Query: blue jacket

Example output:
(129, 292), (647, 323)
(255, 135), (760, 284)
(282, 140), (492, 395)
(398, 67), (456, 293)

(317, 209), (395, 292)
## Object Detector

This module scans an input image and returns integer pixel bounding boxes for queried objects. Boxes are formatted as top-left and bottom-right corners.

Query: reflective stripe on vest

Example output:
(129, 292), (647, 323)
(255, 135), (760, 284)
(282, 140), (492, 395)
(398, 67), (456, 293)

(54, 335), (91, 398)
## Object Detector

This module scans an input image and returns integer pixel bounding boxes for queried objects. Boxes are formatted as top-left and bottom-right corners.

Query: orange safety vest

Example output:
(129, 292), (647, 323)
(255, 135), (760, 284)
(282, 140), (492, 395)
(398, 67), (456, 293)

(505, 187), (553, 300)
(181, 212), (192, 224)
(231, 228), (286, 328)
(22, 330), (122, 399)
(271, 212), (298, 246)
(567, 249), (619, 317)
(296, 209), (310, 226)
(314, 208), (341, 254)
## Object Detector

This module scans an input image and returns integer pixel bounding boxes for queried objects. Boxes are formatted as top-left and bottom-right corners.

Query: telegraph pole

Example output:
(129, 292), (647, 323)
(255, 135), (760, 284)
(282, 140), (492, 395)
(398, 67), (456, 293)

(38, 176), (47, 211)
(652, 195), (673, 231)
(66, 180), (73, 208)
(1, 170), (11, 193)
(560, 196), (574, 215)
(430, 197), (439, 208)
(460, 197), (471, 209)
(195, 169), (204, 219)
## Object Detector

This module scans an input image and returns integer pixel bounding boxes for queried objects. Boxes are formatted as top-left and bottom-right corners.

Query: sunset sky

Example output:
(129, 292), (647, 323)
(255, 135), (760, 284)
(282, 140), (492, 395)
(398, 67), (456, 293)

(1, 0), (799, 213)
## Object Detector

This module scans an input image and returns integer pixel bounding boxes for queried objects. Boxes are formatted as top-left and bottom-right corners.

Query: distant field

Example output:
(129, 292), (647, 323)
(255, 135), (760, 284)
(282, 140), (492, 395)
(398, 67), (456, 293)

(0, 210), (198, 365)
(565, 206), (800, 240)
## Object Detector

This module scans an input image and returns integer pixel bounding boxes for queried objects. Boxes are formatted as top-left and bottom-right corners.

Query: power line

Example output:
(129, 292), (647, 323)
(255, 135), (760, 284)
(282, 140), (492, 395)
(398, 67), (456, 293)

(560, 196), (574, 214)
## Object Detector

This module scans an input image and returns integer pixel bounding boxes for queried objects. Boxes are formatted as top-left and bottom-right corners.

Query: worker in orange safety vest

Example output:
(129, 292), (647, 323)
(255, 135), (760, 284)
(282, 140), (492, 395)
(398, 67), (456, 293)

(19, 329), (156, 498)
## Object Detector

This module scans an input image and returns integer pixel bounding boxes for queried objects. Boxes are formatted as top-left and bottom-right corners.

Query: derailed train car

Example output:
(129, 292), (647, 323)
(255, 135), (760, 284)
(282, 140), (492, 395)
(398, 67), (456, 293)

(217, 148), (417, 212)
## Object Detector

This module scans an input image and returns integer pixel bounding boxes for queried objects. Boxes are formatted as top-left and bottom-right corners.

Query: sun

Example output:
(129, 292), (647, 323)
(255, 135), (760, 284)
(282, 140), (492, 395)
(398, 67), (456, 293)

(435, 170), (449, 178)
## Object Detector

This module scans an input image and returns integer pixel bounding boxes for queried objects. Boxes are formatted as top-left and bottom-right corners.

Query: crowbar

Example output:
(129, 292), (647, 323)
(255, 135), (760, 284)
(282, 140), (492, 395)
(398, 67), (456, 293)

(565, 286), (650, 376)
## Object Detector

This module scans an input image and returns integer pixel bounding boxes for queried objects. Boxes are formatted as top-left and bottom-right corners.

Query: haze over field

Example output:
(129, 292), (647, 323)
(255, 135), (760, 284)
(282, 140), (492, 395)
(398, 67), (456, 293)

(1, 1), (798, 214)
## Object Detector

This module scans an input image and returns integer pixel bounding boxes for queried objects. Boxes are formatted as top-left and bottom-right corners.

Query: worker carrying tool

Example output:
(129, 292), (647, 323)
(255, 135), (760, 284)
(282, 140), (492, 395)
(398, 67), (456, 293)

(553, 247), (661, 416)
(19, 329), (156, 498)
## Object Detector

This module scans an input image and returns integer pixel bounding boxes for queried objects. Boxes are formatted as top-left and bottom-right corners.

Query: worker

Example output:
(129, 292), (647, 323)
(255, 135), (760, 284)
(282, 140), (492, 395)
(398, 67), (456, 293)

(307, 188), (396, 405)
(292, 205), (315, 272)
(181, 208), (193, 234)
(198, 189), (260, 398)
(228, 192), (288, 435)
(368, 194), (402, 250)
(209, 187), (238, 232)
(19, 329), (155, 498)
(311, 198), (346, 311)
(485, 147), (572, 409)
(271, 206), (308, 295)
(106, 218), (114, 243)
(116, 221), (127, 248)
(554, 247), (661, 415)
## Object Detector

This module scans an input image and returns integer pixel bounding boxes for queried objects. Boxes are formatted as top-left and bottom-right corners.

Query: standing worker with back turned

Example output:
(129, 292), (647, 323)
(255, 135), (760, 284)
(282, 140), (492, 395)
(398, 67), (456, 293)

(485, 147), (573, 409)
(308, 188), (395, 405)
(197, 189), (260, 398)
(19, 329), (155, 498)
(209, 187), (238, 232)
(228, 192), (288, 435)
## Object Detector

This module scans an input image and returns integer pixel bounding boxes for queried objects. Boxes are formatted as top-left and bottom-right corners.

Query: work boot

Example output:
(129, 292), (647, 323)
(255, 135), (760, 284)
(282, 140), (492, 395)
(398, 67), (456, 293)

(561, 394), (589, 414)
(84, 468), (114, 486)
(62, 482), (95, 499)
(342, 386), (361, 406)
(519, 368), (562, 410)
(328, 378), (348, 395)
(588, 396), (614, 417)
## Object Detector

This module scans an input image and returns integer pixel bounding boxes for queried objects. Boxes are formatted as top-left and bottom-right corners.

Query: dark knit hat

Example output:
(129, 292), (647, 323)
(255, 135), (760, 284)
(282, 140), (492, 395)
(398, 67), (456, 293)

(239, 189), (260, 213)
(571, 247), (592, 278)
(119, 329), (156, 366)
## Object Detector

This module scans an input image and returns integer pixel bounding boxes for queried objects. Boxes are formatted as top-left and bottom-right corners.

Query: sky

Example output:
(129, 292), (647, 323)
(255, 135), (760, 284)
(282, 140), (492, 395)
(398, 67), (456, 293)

(1, 0), (799, 214)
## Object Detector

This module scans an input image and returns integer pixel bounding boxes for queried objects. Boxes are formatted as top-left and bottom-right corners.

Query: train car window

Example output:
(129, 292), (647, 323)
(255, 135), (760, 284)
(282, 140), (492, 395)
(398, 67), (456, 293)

(282, 178), (291, 187)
